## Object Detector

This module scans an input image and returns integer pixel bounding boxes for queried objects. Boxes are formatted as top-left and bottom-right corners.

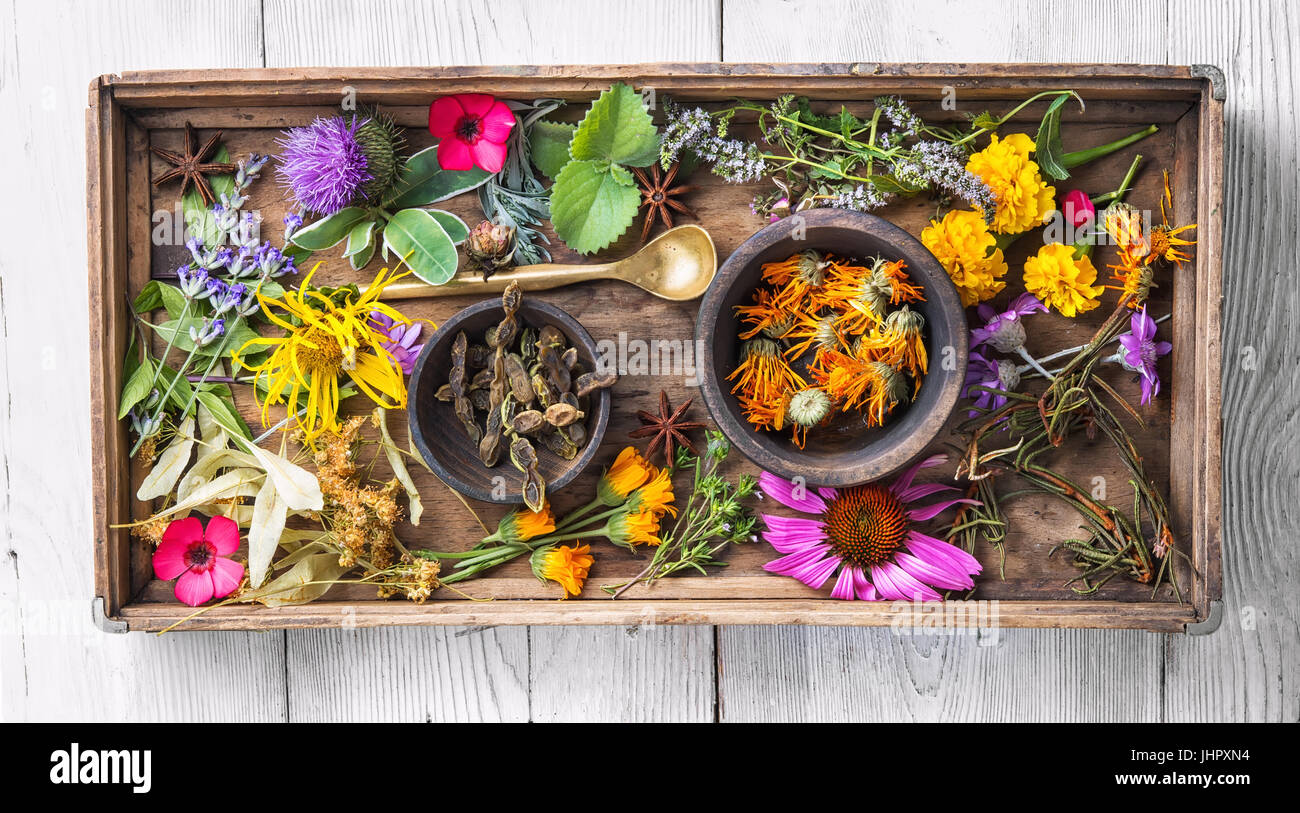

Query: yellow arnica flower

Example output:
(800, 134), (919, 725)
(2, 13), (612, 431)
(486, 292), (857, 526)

(235, 265), (413, 446)
(627, 468), (677, 519)
(1023, 243), (1105, 318)
(496, 501), (556, 542)
(596, 446), (655, 506)
(920, 209), (1009, 307)
(535, 543), (593, 599)
(607, 509), (664, 549)
(966, 133), (1056, 235)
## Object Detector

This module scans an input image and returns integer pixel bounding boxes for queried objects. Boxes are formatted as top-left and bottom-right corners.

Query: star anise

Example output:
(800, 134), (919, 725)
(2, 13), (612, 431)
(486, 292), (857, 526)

(629, 390), (707, 465)
(149, 121), (237, 206)
(631, 162), (696, 243)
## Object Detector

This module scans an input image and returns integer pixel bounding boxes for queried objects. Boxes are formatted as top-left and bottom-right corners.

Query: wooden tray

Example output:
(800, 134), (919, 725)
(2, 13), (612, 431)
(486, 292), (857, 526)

(88, 63), (1224, 633)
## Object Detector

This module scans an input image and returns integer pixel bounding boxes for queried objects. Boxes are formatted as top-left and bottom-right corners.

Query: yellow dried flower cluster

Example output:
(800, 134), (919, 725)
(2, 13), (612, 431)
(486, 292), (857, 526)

(920, 209), (1009, 306)
(313, 415), (403, 571)
(130, 515), (170, 546)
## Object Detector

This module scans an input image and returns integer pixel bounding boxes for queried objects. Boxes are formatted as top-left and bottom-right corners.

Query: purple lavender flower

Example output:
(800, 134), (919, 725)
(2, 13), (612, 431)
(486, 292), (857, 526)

(283, 212), (304, 243)
(963, 350), (1021, 418)
(971, 293), (1048, 353)
(659, 99), (766, 184)
(367, 311), (424, 374)
(1117, 305), (1172, 405)
(177, 265), (210, 299)
(224, 245), (254, 278)
(275, 116), (372, 215)
(209, 281), (243, 316)
(189, 317), (225, 348)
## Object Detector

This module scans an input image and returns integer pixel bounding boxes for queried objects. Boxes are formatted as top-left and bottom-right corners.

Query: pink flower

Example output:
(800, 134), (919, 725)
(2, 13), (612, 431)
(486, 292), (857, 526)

(1061, 189), (1095, 229)
(759, 455), (981, 601)
(152, 516), (245, 607)
(428, 94), (516, 173)
(1117, 304), (1172, 405)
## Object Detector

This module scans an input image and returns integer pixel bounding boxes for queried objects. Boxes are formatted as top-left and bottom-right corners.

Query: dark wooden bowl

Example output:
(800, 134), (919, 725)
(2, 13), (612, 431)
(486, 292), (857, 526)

(696, 208), (968, 487)
(407, 299), (611, 505)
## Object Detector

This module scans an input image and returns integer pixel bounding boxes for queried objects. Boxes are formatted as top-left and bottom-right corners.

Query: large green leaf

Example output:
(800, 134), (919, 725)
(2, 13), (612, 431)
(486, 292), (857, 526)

(342, 219), (375, 258)
(290, 207), (369, 251)
(569, 83), (659, 168)
(549, 160), (640, 255)
(424, 208), (470, 244)
(529, 119), (577, 180)
(118, 358), (155, 419)
(181, 145), (235, 247)
(382, 145), (493, 209)
(382, 208), (459, 285)
(1034, 92), (1074, 181)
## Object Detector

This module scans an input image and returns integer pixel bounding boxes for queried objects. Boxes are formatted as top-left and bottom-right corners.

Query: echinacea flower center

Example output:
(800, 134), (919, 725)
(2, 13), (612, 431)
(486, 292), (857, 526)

(296, 327), (346, 376)
(455, 115), (483, 144)
(821, 485), (909, 567)
(184, 541), (216, 572)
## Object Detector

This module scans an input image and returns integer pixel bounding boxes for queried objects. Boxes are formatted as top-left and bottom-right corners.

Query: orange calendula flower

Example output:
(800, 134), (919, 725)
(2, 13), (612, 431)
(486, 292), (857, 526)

(607, 509), (665, 549)
(1106, 246), (1157, 308)
(735, 287), (800, 340)
(854, 307), (928, 379)
(597, 446), (655, 506)
(493, 501), (556, 543)
(531, 543), (593, 599)
(1148, 170), (1197, 267)
(966, 133), (1057, 235)
(1023, 243), (1105, 317)
(812, 351), (909, 426)
(727, 337), (806, 406)
(920, 209), (1009, 306)
(820, 258), (925, 332)
(761, 249), (832, 311)
(628, 468), (677, 519)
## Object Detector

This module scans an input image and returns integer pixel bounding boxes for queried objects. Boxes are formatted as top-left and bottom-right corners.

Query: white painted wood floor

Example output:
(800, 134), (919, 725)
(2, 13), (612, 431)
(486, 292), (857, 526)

(1, 0), (1294, 722)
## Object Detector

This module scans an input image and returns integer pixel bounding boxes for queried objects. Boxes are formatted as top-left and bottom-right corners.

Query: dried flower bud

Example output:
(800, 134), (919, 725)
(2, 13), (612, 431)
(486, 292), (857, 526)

(466, 220), (517, 277)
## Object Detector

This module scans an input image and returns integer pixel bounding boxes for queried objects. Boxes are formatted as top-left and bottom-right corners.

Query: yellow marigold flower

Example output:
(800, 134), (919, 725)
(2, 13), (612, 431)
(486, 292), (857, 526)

(607, 509), (664, 549)
(966, 133), (1056, 235)
(596, 446), (655, 506)
(236, 265), (412, 446)
(920, 209), (1009, 307)
(532, 543), (593, 599)
(494, 501), (556, 542)
(1023, 243), (1105, 318)
(627, 468), (677, 519)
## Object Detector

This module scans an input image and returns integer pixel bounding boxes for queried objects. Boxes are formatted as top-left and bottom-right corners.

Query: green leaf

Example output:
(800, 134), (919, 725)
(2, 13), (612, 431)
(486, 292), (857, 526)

(181, 145), (234, 247)
(1034, 93), (1073, 181)
(382, 208), (459, 285)
(118, 359), (155, 419)
(290, 207), (369, 251)
(155, 364), (195, 414)
(195, 388), (253, 440)
(382, 145), (493, 209)
(342, 219), (375, 258)
(550, 160), (640, 255)
(529, 119), (577, 179)
(133, 280), (164, 313)
(569, 83), (659, 167)
(159, 283), (189, 321)
(423, 208), (470, 244)
(348, 239), (375, 271)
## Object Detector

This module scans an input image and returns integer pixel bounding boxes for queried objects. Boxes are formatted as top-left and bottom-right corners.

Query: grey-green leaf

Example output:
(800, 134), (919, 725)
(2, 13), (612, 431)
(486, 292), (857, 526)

(382, 208), (459, 285)
(423, 208), (470, 244)
(290, 207), (370, 251)
(342, 219), (375, 258)
(530, 119), (577, 179)
(383, 144), (493, 209)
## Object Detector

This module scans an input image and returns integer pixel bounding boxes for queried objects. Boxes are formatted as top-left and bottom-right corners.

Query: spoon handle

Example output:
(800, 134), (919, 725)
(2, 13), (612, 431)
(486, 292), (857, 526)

(382, 262), (615, 300)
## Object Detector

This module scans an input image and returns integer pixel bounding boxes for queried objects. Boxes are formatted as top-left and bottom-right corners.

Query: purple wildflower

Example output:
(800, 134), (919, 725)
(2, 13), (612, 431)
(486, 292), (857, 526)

(275, 116), (372, 215)
(368, 311), (425, 374)
(659, 99), (766, 184)
(210, 282), (244, 316)
(971, 293), (1048, 353)
(874, 95), (925, 137)
(189, 317), (225, 348)
(1117, 305), (1172, 405)
(963, 350), (1021, 418)
(177, 265), (210, 299)
(827, 184), (891, 213)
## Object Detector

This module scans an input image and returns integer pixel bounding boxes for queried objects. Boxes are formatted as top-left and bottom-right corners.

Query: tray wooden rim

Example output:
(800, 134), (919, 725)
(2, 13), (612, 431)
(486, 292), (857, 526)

(87, 62), (1224, 633)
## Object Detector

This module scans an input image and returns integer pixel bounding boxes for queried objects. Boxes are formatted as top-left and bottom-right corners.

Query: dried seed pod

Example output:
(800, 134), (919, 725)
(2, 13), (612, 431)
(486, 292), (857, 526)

(567, 421), (587, 447)
(538, 344), (571, 393)
(450, 331), (481, 444)
(560, 392), (580, 410)
(543, 429), (579, 460)
(519, 327), (539, 364)
(469, 388), (491, 412)
(511, 409), (546, 434)
(478, 426), (501, 467)
(574, 368), (618, 397)
(467, 344), (492, 368)
(509, 436), (546, 512)
(537, 324), (564, 350)
(544, 402), (583, 428)
(435, 383), (453, 402)
(469, 367), (495, 391)
(493, 282), (522, 349)
(484, 325), (499, 348)
(504, 353), (535, 405)
(531, 371), (558, 409)
(561, 346), (579, 370)
(479, 352), (509, 467)
(499, 392), (519, 429)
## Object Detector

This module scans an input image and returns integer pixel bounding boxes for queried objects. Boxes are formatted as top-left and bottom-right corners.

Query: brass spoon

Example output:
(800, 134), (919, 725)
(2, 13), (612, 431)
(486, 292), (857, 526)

(381, 224), (717, 302)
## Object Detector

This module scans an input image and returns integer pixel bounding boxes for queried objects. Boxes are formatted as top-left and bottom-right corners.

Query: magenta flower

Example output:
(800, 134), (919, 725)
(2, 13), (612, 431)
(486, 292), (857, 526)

(275, 116), (372, 215)
(428, 94), (516, 173)
(759, 456), (981, 601)
(152, 516), (245, 607)
(368, 311), (425, 375)
(1061, 189), (1095, 229)
(963, 350), (1020, 417)
(970, 292), (1048, 352)
(1117, 304), (1172, 405)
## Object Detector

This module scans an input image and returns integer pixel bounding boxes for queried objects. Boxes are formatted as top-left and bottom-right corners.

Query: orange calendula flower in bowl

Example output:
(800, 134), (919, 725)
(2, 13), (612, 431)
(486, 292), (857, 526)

(920, 209), (1009, 307)
(531, 543), (594, 599)
(1023, 243), (1105, 317)
(966, 133), (1057, 235)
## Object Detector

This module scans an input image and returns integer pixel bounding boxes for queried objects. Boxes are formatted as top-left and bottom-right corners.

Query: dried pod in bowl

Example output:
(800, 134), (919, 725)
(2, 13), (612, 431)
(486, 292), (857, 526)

(511, 409), (546, 435)
(504, 353), (535, 405)
(542, 427), (579, 461)
(509, 436), (546, 512)
(561, 346), (579, 370)
(545, 402), (583, 428)
(575, 369), (618, 397)
(469, 388), (491, 412)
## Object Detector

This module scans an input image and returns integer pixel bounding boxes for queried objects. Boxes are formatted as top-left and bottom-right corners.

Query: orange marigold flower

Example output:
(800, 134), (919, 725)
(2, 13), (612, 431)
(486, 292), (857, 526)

(628, 468), (677, 519)
(607, 509), (665, 549)
(532, 543), (593, 599)
(1023, 243), (1104, 318)
(597, 446), (655, 506)
(494, 501), (556, 542)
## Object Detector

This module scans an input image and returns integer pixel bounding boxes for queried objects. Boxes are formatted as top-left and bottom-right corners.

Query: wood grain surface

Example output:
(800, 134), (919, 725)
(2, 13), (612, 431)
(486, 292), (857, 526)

(1, 0), (1293, 722)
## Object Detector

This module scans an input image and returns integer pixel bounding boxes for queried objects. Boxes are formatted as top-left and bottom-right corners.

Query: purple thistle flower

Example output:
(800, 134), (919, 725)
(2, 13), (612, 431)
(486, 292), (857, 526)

(963, 350), (1021, 418)
(275, 116), (372, 215)
(367, 310), (424, 375)
(971, 293), (1048, 353)
(1117, 305), (1172, 405)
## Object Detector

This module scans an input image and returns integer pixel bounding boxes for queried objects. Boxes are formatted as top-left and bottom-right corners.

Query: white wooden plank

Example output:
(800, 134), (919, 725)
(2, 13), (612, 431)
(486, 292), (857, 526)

(529, 624), (716, 721)
(1161, 0), (1300, 722)
(0, 0), (287, 722)
(262, 0), (722, 723)
(718, 627), (1163, 721)
(286, 627), (530, 721)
